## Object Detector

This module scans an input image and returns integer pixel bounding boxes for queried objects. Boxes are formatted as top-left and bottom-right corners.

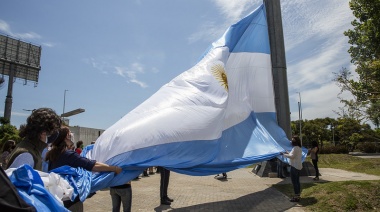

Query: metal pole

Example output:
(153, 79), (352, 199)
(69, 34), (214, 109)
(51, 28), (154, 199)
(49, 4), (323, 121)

(332, 124), (335, 146)
(264, 0), (291, 139)
(298, 92), (302, 145)
(4, 64), (15, 121)
(63, 89), (68, 115)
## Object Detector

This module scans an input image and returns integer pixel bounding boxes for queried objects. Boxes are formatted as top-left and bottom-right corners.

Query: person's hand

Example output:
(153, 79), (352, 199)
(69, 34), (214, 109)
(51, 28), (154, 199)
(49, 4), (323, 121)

(113, 166), (122, 175)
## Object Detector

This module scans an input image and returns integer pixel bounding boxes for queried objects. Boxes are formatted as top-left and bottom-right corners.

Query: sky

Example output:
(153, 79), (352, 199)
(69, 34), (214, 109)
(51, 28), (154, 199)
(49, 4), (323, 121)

(0, 0), (355, 130)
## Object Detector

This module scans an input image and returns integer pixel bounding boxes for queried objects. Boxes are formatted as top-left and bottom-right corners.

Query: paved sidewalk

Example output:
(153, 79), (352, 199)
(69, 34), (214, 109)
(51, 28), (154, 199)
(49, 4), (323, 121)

(84, 168), (380, 212)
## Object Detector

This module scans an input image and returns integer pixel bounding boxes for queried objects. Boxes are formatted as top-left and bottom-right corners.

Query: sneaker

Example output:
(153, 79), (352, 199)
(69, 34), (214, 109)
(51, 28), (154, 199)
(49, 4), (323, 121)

(290, 196), (300, 202)
(313, 177), (319, 181)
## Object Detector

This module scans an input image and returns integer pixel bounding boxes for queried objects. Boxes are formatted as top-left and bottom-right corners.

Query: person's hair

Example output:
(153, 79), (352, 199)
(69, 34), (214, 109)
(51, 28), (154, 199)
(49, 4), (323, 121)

(311, 140), (318, 148)
(2, 140), (15, 153)
(45, 127), (70, 163)
(19, 108), (62, 141)
(291, 136), (302, 147)
(76, 140), (83, 148)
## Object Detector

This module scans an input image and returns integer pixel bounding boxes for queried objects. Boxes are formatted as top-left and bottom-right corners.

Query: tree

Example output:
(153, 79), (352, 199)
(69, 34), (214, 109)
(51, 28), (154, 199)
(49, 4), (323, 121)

(334, 0), (380, 125)
(0, 117), (20, 148)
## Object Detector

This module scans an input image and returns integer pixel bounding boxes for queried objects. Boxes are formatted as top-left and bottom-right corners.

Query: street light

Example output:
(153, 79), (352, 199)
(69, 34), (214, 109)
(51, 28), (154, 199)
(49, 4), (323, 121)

(297, 92), (302, 145)
(331, 123), (335, 146)
(63, 89), (69, 115)
(22, 109), (34, 112)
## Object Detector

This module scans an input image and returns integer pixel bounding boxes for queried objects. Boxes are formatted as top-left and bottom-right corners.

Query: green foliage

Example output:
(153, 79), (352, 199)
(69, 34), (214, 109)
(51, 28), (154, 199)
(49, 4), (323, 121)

(0, 117), (20, 149)
(334, 0), (380, 126)
(291, 116), (380, 152)
(345, 0), (380, 63)
(356, 142), (380, 153)
(320, 145), (349, 154)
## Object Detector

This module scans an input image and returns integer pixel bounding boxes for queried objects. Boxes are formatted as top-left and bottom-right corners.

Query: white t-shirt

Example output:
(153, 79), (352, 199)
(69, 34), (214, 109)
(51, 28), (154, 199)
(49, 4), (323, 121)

(283, 146), (302, 170)
(8, 153), (34, 169)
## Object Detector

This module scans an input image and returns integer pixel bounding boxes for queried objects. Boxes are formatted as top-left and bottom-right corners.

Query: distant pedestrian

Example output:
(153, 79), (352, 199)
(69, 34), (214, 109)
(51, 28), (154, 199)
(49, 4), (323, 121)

(309, 140), (320, 180)
(158, 166), (173, 205)
(110, 181), (132, 212)
(75, 140), (84, 155)
(1, 140), (15, 169)
(281, 136), (303, 202)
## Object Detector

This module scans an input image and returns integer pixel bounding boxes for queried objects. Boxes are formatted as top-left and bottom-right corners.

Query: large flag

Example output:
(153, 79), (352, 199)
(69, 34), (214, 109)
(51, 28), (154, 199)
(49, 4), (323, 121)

(7, 4), (307, 209)
(87, 3), (298, 190)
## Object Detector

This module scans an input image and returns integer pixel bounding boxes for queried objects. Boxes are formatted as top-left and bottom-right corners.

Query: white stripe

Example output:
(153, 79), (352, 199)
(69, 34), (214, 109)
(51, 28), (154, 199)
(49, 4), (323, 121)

(223, 52), (274, 129)
(92, 50), (274, 163)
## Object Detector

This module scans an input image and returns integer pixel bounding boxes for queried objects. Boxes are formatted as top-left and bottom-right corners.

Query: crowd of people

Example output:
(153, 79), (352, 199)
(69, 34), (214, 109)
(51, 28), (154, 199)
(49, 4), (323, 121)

(0, 107), (317, 211)
(0, 107), (176, 212)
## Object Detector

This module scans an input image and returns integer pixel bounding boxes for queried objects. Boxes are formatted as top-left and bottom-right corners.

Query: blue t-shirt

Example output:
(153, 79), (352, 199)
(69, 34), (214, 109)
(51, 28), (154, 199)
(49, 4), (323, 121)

(48, 150), (96, 171)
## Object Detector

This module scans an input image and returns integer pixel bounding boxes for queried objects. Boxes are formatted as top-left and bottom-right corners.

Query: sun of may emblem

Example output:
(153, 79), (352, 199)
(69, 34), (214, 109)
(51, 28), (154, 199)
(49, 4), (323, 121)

(211, 64), (228, 91)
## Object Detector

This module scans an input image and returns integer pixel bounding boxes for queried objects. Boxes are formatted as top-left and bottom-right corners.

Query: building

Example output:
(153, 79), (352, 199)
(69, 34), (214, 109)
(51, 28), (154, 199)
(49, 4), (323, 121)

(69, 126), (105, 147)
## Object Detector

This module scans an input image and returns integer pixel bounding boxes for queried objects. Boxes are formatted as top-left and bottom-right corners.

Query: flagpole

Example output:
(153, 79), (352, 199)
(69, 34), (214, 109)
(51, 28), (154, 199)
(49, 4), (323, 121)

(264, 0), (291, 139)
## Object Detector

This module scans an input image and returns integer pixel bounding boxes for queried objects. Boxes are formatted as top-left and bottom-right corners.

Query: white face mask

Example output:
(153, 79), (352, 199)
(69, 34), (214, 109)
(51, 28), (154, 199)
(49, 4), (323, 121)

(45, 135), (49, 143)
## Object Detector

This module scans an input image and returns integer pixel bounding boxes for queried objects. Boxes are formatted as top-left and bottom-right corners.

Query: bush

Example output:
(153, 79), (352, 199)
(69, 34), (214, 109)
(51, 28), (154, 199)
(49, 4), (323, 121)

(320, 145), (349, 154)
(356, 142), (380, 153)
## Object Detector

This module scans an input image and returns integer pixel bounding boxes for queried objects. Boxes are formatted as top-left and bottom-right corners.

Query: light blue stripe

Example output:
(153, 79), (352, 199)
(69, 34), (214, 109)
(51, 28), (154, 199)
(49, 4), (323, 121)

(89, 112), (288, 189)
(216, 4), (270, 54)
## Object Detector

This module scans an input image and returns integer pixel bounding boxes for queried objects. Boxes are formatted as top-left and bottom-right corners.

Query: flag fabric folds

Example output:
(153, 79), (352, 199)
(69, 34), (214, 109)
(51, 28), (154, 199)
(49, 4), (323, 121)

(86, 3), (300, 190)
(7, 165), (70, 212)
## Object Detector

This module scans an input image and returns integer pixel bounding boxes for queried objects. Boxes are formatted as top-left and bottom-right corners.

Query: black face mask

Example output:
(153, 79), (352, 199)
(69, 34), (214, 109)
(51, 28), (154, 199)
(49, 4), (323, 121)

(47, 131), (60, 144)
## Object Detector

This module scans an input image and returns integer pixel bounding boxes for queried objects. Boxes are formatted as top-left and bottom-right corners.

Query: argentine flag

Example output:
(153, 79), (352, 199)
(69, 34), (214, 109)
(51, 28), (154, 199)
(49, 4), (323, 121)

(87, 3), (293, 190)
(6, 4), (304, 209)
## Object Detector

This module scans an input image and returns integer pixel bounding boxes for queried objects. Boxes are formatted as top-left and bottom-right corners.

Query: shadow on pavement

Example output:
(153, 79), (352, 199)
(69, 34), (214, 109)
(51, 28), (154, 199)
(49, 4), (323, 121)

(153, 187), (296, 212)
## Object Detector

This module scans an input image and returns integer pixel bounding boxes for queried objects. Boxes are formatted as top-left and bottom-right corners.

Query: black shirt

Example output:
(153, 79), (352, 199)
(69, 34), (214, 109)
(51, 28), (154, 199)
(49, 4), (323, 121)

(48, 150), (96, 171)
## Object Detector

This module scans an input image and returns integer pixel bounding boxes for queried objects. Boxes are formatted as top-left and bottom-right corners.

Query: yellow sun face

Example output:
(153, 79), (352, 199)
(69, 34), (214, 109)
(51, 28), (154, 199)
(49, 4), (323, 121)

(211, 64), (228, 91)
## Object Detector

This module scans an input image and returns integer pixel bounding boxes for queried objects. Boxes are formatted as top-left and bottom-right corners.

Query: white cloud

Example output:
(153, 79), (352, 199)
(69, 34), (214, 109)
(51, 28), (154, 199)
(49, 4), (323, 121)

(282, 0), (352, 51)
(115, 66), (126, 77)
(115, 64), (148, 88)
(287, 38), (351, 90)
(131, 62), (144, 73)
(84, 58), (110, 73)
(281, 0), (356, 122)
(0, 19), (41, 40)
(14, 31), (41, 40)
(85, 58), (148, 88)
(188, 21), (222, 43)
(212, 0), (257, 21)
(290, 82), (349, 121)
(0, 19), (11, 33)
(41, 42), (56, 48)
(188, 0), (259, 43)
(151, 67), (159, 73)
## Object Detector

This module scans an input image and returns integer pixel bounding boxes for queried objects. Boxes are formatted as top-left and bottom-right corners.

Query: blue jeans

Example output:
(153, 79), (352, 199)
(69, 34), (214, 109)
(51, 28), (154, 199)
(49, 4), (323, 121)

(110, 186), (132, 212)
(290, 166), (301, 195)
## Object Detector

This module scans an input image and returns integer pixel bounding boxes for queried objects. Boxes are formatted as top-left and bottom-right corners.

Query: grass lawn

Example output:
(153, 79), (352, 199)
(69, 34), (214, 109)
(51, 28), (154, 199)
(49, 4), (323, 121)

(312, 154), (380, 176)
(272, 154), (380, 211)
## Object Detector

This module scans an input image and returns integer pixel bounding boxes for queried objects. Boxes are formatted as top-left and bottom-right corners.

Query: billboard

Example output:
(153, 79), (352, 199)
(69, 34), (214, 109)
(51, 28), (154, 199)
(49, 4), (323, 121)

(0, 34), (41, 83)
